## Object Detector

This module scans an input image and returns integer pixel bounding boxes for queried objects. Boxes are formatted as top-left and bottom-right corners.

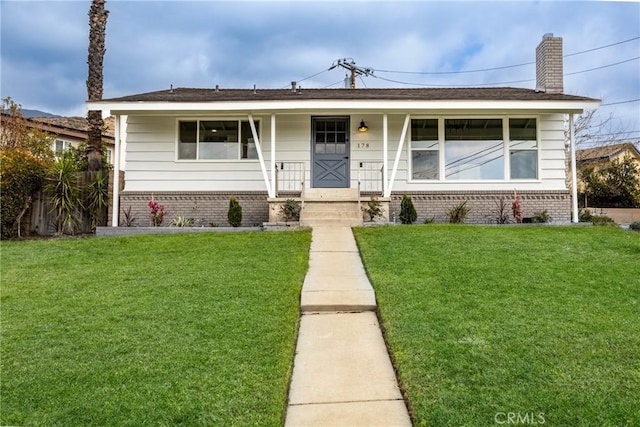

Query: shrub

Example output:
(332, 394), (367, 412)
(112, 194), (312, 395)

(591, 215), (616, 226)
(399, 194), (417, 224)
(579, 208), (593, 222)
(0, 149), (49, 239)
(493, 197), (511, 224)
(279, 199), (301, 223)
(46, 156), (82, 235)
(86, 170), (109, 230)
(121, 206), (136, 227)
(531, 210), (552, 223)
(448, 201), (470, 224)
(228, 196), (243, 227)
(629, 221), (640, 231)
(423, 216), (436, 224)
(363, 197), (384, 222)
(169, 216), (195, 227)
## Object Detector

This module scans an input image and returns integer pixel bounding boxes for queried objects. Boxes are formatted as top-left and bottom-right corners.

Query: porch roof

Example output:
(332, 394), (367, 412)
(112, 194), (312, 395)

(88, 87), (600, 114)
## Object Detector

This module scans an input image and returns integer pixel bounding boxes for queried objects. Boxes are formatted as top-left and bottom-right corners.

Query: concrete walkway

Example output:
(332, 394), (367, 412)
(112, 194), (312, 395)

(285, 226), (411, 426)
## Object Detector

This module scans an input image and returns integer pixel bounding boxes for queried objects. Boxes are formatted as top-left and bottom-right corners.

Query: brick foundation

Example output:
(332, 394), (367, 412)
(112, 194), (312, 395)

(119, 192), (269, 227)
(389, 190), (571, 224)
(116, 190), (571, 227)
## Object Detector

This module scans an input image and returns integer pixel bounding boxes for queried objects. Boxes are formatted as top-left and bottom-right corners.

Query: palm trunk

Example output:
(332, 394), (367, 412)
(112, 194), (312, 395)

(86, 0), (109, 172)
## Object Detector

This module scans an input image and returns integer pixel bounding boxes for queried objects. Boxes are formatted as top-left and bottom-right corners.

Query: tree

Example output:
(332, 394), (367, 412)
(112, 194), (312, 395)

(86, 0), (109, 172)
(566, 109), (636, 148)
(580, 155), (640, 208)
(1, 97), (54, 162)
(1, 98), (54, 238)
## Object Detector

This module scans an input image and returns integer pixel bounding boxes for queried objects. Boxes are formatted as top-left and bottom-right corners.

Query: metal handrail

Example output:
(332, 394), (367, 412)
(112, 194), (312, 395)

(357, 161), (384, 196)
(275, 161), (305, 198)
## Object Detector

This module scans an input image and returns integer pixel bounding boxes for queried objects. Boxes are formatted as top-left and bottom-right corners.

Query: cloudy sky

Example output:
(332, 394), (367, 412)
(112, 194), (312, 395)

(1, 0), (639, 141)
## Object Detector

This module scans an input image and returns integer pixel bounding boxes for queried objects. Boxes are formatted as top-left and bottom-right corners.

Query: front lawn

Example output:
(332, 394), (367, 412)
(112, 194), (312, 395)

(1, 231), (311, 426)
(354, 225), (639, 427)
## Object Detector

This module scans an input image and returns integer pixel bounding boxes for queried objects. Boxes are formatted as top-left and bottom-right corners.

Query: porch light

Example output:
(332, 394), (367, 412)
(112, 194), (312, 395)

(358, 120), (368, 132)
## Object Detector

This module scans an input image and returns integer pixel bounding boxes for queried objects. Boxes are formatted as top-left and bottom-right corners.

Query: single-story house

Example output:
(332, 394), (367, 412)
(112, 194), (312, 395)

(89, 34), (600, 227)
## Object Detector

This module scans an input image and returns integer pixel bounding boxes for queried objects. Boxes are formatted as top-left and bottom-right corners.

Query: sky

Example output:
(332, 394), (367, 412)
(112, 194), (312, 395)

(1, 0), (639, 143)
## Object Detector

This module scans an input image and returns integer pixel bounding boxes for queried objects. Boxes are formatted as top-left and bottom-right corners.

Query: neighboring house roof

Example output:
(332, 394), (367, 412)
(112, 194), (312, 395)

(102, 87), (598, 103)
(29, 116), (115, 139)
(576, 142), (640, 164)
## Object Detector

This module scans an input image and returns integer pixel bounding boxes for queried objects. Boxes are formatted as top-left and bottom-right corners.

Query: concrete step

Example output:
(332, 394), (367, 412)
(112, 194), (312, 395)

(301, 218), (363, 227)
(302, 206), (361, 217)
(301, 201), (362, 227)
(304, 187), (359, 201)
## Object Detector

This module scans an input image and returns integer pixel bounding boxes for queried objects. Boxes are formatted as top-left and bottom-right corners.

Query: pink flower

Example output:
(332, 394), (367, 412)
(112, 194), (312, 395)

(148, 199), (166, 226)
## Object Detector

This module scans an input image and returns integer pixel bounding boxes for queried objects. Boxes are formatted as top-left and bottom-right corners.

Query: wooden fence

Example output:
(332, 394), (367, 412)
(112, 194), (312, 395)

(26, 170), (119, 236)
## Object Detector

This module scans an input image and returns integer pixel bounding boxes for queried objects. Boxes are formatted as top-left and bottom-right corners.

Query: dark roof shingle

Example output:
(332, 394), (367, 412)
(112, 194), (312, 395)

(102, 87), (598, 103)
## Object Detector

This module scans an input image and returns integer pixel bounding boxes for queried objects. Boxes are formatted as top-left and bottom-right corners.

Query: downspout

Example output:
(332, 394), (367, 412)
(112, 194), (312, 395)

(386, 114), (410, 197)
(382, 114), (388, 197)
(271, 114), (276, 197)
(248, 114), (274, 198)
(111, 114), (121, 227)
(570, 113), (578, 223)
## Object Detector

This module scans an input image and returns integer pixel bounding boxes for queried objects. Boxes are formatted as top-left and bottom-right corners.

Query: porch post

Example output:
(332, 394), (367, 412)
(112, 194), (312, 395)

(248, 114), (274, 198)
(111, 114), (121, 227)
(570, 113), (578, 223)
(386, 114), (410, 197)
(271, 114), (276, 197)
(382, 113), (388, 196)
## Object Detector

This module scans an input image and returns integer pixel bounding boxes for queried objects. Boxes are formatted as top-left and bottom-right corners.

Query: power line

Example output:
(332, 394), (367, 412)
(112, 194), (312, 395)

(565, 36), (640, 57)
(371, 57), (638, 87)
(281, 68), (330, 89)
(286, 37), (640, 89)
(372, 36), (640, 76)
(374, 74), (535, 87)
(324, 79), (345, 88)
(601, 98), (640, 107)
(565, 57), (639, 76)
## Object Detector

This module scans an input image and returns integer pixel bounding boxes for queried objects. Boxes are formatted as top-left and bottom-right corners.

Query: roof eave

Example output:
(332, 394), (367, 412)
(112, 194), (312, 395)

(87, 98), (601, 115)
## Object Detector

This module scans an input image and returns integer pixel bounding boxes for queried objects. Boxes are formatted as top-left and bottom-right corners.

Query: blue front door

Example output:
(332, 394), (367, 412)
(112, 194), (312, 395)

(312, 117), (350, 188)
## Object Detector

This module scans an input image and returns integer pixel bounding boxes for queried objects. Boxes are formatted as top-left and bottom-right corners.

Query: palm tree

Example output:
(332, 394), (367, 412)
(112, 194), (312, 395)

(86, 0), (109, 172)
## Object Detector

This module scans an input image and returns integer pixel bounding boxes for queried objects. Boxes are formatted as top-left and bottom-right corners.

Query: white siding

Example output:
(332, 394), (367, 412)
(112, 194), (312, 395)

(123, 112), (568, 193)
(124, 115), (274, 192)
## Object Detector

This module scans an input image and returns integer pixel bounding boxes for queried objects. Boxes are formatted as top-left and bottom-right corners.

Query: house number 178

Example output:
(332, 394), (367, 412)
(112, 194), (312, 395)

(357, 143), (370, 149)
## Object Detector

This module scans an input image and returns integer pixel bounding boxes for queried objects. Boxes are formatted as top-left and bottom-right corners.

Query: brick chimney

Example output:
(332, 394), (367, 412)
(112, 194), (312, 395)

(536, 33), (563, 94)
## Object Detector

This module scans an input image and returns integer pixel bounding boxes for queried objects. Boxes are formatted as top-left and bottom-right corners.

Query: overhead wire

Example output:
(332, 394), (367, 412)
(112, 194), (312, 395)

(601, 98), (640, 107)
(372, 36), (640, 75)
(284, 37), (640, 112)
(370, 56), (638, 87)
(281, 68), (330, 89)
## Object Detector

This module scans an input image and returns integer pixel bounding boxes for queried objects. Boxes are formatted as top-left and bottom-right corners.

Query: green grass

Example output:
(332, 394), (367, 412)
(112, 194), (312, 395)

(1, 231), (311, 426)
(354, 225), (640, 427)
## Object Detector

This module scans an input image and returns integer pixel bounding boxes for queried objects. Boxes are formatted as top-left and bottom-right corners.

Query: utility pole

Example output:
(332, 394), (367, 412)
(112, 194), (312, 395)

(329, 58), (374, 88)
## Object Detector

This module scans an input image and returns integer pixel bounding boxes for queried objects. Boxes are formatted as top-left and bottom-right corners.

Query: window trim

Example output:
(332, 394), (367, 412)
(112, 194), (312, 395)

(507, 117), (540, 180)
(407, 115), (541, 183)
(174, 117), (261, 162)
